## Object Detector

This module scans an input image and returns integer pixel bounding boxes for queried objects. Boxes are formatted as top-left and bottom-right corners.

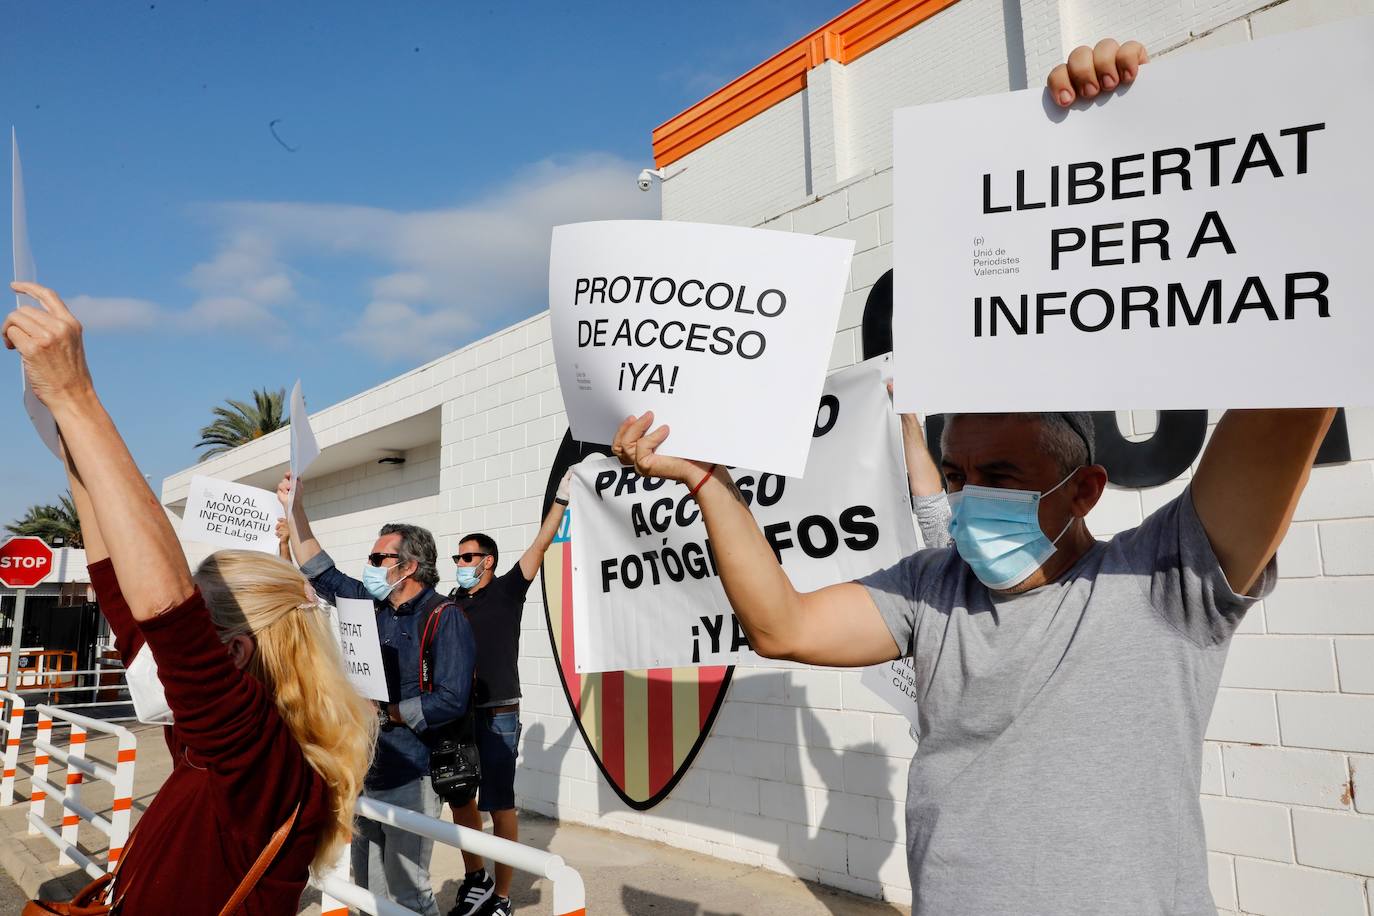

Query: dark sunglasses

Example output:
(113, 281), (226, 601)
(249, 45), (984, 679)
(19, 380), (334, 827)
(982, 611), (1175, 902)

(367, 552), (401, 567)
(452, 552), (489, 565)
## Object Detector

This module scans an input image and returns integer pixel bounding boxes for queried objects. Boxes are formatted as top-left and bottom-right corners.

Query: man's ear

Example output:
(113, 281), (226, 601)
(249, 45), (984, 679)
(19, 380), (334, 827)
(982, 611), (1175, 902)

(227, 634), (256, 671)
(1071, 465), (1109, 516)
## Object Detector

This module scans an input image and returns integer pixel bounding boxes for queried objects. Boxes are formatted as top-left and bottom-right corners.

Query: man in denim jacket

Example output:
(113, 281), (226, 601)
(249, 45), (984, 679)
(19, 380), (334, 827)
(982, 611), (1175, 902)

(279, 473), (475, 916)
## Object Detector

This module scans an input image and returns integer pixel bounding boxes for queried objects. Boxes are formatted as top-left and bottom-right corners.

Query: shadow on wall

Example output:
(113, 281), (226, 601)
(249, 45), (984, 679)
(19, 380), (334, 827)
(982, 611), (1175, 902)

(520, 670), (908, 910)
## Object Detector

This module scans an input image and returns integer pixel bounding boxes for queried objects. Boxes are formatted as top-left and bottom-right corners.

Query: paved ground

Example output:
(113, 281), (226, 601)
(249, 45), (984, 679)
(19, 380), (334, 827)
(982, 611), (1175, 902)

(0, 864), (28, 912)
(2, 722), (909, 915)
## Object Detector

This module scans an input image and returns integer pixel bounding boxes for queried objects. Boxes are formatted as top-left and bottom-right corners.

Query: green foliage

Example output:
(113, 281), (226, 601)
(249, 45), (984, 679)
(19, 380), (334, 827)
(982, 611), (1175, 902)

(196, 387), (289, 461)
(6, 491), (83, 547)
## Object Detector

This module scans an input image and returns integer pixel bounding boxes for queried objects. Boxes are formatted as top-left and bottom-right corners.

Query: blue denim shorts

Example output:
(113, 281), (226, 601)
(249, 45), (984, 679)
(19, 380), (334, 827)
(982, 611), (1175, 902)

(475, 709), (521, 812)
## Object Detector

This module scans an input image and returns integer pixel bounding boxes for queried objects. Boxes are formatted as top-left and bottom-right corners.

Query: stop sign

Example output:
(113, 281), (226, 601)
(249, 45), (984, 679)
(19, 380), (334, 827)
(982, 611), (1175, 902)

(0, 537), (54, 589)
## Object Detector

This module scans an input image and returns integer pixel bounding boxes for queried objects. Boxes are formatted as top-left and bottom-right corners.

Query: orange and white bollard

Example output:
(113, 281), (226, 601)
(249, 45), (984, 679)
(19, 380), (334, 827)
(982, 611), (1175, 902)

(106, 729), (136, 870)
(315, 845), (350, 916)
(0, 690), (23, 807)
(59, 721), (86, 865)
(550, 860), (588, 916)
(27, 711), (50, 834)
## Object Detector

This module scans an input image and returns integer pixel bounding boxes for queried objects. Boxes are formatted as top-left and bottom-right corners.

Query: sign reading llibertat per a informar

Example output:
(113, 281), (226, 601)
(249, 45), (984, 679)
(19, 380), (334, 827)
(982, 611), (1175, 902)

(891, 17), (1374, 414)
(550, 220), (854, 478)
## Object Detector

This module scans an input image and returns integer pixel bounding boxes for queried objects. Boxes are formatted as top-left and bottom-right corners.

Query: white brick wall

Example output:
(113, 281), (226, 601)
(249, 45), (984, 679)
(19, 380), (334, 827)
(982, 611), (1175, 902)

(163, 0), (1374, 907)
(664, 1), (1374, 906)
(840, 0), (1012, 180)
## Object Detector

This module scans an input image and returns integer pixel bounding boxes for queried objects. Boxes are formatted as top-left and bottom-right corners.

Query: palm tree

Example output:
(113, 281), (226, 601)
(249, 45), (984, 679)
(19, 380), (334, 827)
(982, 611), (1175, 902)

(196, 387), (289, 461)
(6, 491), (83, 547)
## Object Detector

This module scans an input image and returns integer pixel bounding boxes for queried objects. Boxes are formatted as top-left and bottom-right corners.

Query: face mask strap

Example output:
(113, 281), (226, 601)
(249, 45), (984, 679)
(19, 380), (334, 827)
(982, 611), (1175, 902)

(1044, 468), (1082, 547)
(1042, 466), (1082, 498)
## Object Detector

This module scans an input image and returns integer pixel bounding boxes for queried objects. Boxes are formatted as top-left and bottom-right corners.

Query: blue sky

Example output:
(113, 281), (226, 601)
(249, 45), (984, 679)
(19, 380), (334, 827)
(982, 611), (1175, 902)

(1, 0), (850, 526)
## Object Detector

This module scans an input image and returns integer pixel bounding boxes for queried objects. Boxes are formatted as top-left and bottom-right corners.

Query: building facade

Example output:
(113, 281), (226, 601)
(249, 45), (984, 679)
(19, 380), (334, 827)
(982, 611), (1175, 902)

(165, 1), (1374, 911)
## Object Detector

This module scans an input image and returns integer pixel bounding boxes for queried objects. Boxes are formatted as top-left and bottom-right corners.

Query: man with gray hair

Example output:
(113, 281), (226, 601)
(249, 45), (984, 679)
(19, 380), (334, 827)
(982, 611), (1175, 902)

(902, 410), (1097, 550)
(277, 473), (475, 916)
(611, 399), (1334, 915)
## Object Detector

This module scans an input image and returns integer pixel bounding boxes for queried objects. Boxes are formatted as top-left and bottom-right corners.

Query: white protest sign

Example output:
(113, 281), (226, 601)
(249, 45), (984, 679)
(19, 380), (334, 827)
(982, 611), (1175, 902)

(550, 220), (854, 478)
(288, 380), (320, 507)
(179, 475), (284, 553)
(892, 18), (1374, 413)
(334, 597), (388, 701)
(861, 656), (921, 735)
(570, 356), (917, 672)
(11, 129), (60, 458)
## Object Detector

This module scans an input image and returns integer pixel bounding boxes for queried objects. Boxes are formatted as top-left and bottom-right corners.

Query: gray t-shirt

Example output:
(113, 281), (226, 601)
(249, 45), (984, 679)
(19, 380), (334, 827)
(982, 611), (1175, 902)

(860, 488), (1275, 916)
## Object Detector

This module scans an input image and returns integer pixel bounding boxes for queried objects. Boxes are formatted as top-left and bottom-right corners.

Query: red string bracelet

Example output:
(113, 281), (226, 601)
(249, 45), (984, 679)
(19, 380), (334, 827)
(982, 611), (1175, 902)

(688, 464), (718, 499)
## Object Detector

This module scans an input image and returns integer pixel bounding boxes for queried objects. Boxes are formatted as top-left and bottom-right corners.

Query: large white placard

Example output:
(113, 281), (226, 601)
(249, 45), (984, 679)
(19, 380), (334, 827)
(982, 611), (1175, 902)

(550, 220), (854, 478)
(570, 356), (917, 672)
(288, 379), (320, 508)
(11, 129), (60, 458)
(179, 475), (284, 553)
(893, 18), (1374, 413)
(334, 597), (389, 702)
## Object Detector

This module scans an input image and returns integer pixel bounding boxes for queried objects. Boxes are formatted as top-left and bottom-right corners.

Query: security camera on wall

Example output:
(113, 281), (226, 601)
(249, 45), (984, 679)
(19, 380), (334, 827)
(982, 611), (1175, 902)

(636, 168), (662, 191)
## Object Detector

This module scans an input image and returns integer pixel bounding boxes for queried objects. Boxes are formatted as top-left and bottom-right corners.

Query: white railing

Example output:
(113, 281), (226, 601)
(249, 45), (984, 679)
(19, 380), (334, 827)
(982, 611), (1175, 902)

(27, 704), (138, 879)
(1, 689), (24, 805)
(10, 666), (133, 720)
(313, 796), (587, 916)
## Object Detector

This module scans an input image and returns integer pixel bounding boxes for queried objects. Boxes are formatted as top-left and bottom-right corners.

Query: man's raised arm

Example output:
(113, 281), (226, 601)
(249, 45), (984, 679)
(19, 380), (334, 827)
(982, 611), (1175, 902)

(1191, 408), (1336, 596)
(276, 472), (324, 567)
(518, 470), (573, 582)
(613, 413), (901, 667)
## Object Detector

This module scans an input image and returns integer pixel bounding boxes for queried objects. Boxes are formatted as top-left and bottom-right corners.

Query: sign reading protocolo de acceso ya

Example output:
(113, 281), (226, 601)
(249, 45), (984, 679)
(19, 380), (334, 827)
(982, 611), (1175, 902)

(550, 220), (854, 478)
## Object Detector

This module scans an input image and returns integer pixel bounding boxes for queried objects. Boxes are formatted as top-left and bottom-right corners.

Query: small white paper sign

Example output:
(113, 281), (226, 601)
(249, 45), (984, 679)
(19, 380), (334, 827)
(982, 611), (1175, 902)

(179, 475), (284, 553)
(288, 379), (320, 507)
(550, 220), (854, 478)
(335, 597), (388, 701)
(893, 17), (1374, 413)
(860, 657), (921, 734)
(11, 128), (60, 458)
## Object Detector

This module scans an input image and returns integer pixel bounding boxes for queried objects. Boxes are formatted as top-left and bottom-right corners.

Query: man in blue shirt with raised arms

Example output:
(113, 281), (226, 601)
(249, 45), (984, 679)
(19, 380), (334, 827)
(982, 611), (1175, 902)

(279, 473), (475, 916)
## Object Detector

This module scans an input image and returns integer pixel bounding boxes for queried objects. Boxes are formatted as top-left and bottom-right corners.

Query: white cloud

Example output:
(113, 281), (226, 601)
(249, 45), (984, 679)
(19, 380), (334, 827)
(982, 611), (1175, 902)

(211, 153), (661, 358)
(340, 300), (478, 362)
(182, 295), (282, 331)
(67, 295), (164, 330)
(63, 153), (660, 360)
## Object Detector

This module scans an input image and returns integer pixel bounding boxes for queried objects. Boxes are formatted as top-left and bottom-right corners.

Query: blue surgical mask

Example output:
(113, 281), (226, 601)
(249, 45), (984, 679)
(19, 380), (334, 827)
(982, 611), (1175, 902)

(947, 469), (1079, 590)
(363, 563), (408, 601)
(455, 566), (481, 590)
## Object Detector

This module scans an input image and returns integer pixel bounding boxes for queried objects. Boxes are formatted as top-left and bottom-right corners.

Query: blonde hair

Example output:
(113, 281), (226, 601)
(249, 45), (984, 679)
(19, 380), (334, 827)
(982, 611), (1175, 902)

(194, 550), (377, 868)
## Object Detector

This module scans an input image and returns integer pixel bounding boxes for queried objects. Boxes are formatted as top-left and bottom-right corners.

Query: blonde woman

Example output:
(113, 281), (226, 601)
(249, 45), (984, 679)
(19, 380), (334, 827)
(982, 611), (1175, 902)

(7, 280), (376, 914)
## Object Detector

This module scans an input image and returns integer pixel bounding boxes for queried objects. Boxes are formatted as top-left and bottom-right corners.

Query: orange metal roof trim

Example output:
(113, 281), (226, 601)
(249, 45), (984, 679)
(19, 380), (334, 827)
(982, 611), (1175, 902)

(651, 0), (962, 167)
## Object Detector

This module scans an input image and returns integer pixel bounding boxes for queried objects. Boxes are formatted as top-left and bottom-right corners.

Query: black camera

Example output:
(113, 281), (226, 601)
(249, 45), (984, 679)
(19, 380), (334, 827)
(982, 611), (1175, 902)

(429, 728), (481, 805)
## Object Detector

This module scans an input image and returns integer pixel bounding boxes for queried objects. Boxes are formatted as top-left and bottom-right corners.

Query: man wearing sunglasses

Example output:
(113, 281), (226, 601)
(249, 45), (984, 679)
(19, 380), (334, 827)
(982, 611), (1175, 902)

(277, 472), (474, 916)
(444, 468), (572, 916)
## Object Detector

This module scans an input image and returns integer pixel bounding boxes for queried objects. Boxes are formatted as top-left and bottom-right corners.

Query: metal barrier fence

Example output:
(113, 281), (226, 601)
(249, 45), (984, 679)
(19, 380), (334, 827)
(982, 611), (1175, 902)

(26, 705), (138, 879)
(3, 664), (131, 807)
(313, 796), (588, 916)
(1, 689), (24, 806)
(10, 664), (133, 719)
(7, 684), (585, 914)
